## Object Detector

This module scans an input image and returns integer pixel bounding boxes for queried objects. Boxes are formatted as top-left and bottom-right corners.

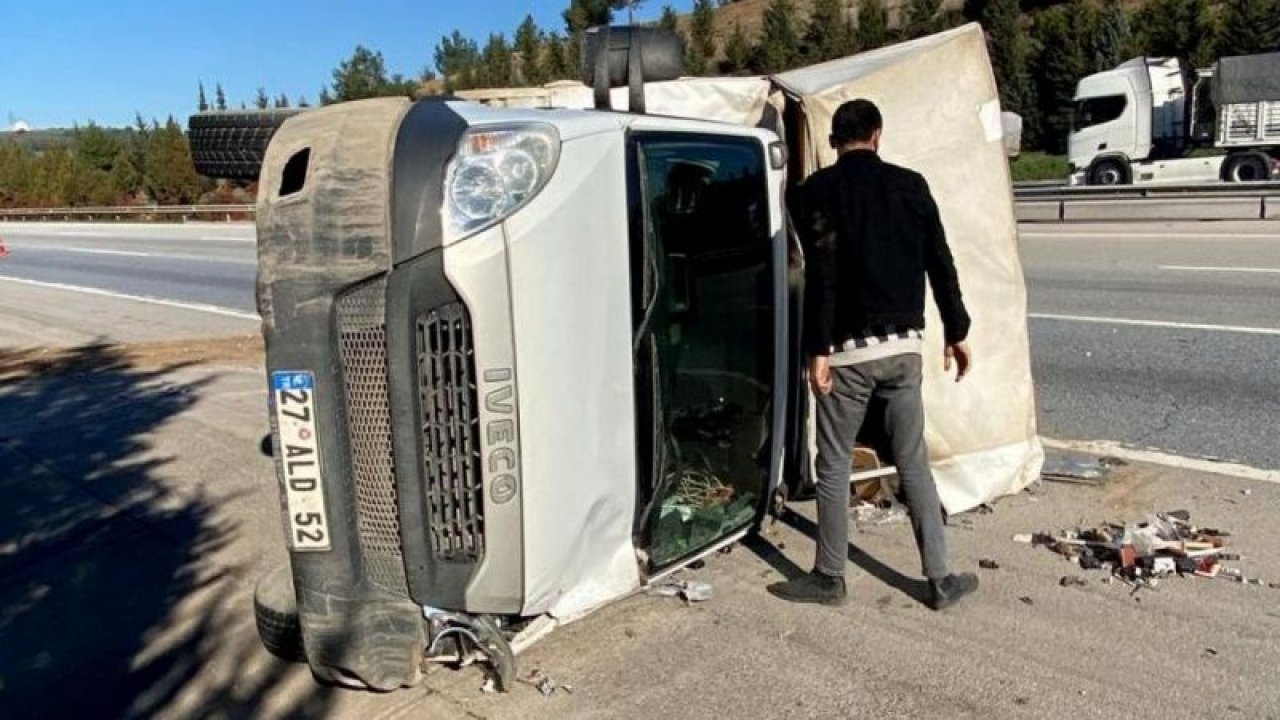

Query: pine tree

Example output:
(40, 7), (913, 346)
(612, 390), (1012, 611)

(542, 32), (571, 81)
(319, 87), (334, 105)
(198, 82), (209, 112)
(1217, 0), (1280, 56)
(515, 15), (546, 87)
(904, 0), (945, 40)
(144, 118), (203, 203)
(1093, 0), (1132, 72)
(759, 0), (801, 73)
(255, 87), (270, 109)
(982, 0), (1034, 118)
(563, 0), (613, 32)
(805, 0), (851, 62)
(687, 0), (717, 75)
(214, 83), (227, 111)
(275, 93), (291, 108)
(297, 96), (310, 108)
(1132, 0), (1216, 68)
(724, 22), (755, 73)
(659, 5), (679, 32)
(481, 34), (514, 88)
(854, 0), (890, 52)
(1031, 5), (1089, 154)
(435, 31), (482, 91)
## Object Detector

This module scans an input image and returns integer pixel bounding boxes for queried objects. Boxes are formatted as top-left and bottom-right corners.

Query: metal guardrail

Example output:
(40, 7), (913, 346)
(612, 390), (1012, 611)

(0, 204), (254, 222)
(2, 183), (1278, 224)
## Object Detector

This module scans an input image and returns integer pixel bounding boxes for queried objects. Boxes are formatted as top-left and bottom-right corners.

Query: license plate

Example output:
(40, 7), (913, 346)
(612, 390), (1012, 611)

(272, 371), (331, 551)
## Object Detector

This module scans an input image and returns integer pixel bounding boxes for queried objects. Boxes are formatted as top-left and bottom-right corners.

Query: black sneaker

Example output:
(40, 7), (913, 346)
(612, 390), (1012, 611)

(928, 572), (979, 611)
(767, 570), (847, 606)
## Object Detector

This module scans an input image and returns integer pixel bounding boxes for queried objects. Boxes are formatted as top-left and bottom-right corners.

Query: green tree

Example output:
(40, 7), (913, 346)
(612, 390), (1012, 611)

(724, 22), (755, 73)
(758, 0), (801, 72)
(255, 87), (270, 109)
(982, 0), (1034, 121)
(659, 5), (680, 32)
(329, 45), (410, 101)
(687, 0), (717, 75)
(74, 122), (125, 173)
(515, 15), (546, 87)
(853, 0), (890, 52)
(108, 149), (141, 201)
(1093, 0), (1132, 71)
(805, 0), (852, 62)
(435, 31), (482, 91)
(1132, 0), (1216, 68)
(198, 82), (209, 112)
(542, 32), (572, 81)
(275, 93), (291, 108)
(1031, 5), (1089, 153)
(563, 0), (614, 30)
(214, 83), (227, 111)
(1217, 0), (1280, 56)
(144, 118), (202, 203)
(480, 33), (515, 88)
(318, 87), (334, 105)
(297, 96), (311, 108)
(904, 0), (946, 40)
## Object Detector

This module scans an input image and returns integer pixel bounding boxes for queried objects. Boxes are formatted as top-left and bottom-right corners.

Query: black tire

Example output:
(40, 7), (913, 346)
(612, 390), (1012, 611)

(1087, 158), (1129, 186)
(254, 563), (306, 663)
(188, 110), (302, 181)
(1222, 153), (1269, 183)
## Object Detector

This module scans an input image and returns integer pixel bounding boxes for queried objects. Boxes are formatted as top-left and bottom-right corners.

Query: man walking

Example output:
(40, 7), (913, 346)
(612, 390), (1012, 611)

(768, 99), (979, 611)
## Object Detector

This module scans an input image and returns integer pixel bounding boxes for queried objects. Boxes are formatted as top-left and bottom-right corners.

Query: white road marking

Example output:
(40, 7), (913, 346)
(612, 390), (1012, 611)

(200, 235), (256, 243)
(1030, 312), (1280, 336)
(1159, 265), (1280, 274)
(0, 276), (259, 320)
(32, 246), (153, 258)
(51, 231), (115, 238)
(1043, 438), (1280, 485)
(1021, 231), (1280, 240)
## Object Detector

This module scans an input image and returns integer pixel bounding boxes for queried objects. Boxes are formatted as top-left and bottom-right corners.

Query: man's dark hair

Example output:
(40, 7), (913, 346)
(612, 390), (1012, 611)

(830, 99), (883, 146)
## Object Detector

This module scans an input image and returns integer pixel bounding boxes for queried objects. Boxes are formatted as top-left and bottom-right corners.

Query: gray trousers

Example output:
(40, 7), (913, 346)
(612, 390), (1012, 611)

(814, 353), (950, 580)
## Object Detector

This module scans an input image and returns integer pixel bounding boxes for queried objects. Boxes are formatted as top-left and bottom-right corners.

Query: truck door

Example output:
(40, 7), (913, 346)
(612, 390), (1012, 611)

(628, 131), (784, 570)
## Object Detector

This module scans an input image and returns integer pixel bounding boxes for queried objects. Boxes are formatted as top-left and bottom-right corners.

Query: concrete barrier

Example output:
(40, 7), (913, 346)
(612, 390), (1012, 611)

(1015, 201), (1061, 222)
(1061, 198), (1265, 222)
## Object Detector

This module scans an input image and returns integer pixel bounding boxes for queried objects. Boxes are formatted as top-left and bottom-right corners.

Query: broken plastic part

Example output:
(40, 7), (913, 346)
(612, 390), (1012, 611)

(648, 578), (713, 603)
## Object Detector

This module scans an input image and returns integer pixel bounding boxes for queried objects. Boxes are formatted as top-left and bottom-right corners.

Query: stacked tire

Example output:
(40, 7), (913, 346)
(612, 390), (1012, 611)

(188, 110), (302, 180)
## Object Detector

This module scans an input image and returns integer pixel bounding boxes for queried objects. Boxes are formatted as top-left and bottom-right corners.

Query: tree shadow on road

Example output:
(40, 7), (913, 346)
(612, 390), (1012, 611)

(0, 341), (335, 719)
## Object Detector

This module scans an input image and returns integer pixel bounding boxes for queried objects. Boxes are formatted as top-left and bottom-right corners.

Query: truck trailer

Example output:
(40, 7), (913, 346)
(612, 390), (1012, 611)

(199, 23), (1042, 692)
(1069, 52), (1280, 186)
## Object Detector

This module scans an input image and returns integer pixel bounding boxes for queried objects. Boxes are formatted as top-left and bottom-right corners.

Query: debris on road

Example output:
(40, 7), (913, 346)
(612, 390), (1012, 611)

(1019, 511), (1266, 589)
(518, 669), (572, 697)
(648, 578), (713, 604)
(1019, 596), (1035, 606)
(1059, 575), (1088, 588)
(979, 559), (1001, 570)
(853, 500), (909, 527)
(1041, 454), (1117, 485)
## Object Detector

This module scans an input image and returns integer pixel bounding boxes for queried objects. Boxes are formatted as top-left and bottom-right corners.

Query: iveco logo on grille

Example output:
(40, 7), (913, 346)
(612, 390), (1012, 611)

(483, 368), (519, 505)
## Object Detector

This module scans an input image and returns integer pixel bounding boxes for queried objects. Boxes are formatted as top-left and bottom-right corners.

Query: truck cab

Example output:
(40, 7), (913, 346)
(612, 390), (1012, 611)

(1068, 57), (1185, 185)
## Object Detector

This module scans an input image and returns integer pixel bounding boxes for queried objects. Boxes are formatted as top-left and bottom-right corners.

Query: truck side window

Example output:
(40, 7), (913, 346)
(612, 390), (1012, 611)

(1075, 95), (1127, 129)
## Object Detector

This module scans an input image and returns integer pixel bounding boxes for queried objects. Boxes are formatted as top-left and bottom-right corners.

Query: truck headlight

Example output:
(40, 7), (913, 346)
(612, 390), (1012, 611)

(445, 124), (560, 238)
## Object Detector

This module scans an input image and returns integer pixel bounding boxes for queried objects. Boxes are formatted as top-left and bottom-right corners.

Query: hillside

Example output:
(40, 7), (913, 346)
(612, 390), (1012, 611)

(692, 0), (965, 39)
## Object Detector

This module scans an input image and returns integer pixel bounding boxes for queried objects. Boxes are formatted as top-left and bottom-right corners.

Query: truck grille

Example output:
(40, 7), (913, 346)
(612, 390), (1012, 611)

(416, 303), (485, 562)
(336, 277), (409, 596)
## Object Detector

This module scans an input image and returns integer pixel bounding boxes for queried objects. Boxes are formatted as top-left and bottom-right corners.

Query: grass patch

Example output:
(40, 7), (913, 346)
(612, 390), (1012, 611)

(1010, 153), (1070, 183)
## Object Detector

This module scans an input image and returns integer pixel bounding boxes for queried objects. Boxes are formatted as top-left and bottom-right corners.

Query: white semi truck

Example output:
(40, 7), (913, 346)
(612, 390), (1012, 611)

(1069, 52), (1280, 186)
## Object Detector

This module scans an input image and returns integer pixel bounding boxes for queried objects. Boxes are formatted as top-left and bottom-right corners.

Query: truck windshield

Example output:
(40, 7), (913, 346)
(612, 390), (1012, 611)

(1074, 94), (1127, 129)
(630, 133), (773, 569)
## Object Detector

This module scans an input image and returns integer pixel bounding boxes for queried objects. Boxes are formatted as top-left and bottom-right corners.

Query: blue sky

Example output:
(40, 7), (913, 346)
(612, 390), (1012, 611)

(1, 0), (693, 130)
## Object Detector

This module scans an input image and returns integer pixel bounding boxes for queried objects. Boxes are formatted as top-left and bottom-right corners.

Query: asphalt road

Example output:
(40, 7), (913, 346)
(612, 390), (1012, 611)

(1021, 221), (1280, 468)
(0, 222), (256, 314)
(2, 219), (1277, 467)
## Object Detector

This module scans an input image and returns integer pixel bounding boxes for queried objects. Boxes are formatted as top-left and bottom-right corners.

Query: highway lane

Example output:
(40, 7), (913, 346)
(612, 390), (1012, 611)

(0, 222), (256, 314)
(1021, 221), (1280, 468)
(1, 219), (1277, 468)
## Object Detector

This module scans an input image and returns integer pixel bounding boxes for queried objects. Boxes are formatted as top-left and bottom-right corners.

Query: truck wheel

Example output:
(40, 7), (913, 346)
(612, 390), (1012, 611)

(1088, 158), (1129, 186)
(254, 563), (306, 663)
(1222, 153), (1269, 183)
(188, 110), (301, 181)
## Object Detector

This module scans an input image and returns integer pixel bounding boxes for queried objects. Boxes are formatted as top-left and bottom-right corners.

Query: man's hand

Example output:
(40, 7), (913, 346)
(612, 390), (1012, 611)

(809, 355), (833, 396)
(944, 342), (972, 382)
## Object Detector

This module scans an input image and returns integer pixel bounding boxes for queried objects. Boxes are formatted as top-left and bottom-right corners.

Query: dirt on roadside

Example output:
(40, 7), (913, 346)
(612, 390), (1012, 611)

(0, 334), (263, 380)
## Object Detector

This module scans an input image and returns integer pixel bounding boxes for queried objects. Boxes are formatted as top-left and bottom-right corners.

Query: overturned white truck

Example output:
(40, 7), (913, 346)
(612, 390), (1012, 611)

(235, 23), (1041, 691)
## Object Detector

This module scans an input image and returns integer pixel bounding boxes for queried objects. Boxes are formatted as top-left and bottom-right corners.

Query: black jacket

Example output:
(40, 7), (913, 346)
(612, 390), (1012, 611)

(795, 150), (970, 356)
